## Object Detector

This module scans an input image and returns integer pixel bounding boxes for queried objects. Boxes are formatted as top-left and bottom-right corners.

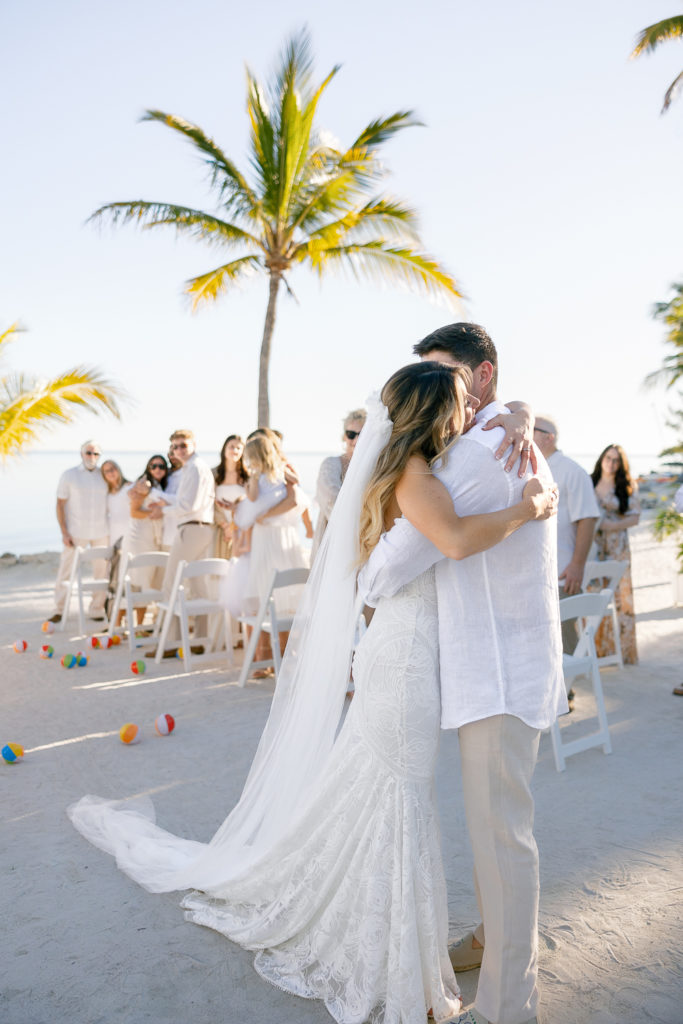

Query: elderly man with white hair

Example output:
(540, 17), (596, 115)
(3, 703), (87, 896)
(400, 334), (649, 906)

(49, 440), (109, 623)
(533, 415), (600, 655)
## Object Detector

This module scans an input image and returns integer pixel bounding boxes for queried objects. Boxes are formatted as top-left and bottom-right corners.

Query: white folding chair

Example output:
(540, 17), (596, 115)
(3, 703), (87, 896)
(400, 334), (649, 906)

(109, 551), (170, 651)
(58, 544), (113, 635)
(237, 567), (309, 687)
(549, 590), (613, 772)
(582, 559), (627, 669)
(154, 558), (233, 672)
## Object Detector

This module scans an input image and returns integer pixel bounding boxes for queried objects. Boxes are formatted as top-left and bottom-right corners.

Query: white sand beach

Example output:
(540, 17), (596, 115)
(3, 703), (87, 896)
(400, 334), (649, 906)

(1, 520), (682, 1024)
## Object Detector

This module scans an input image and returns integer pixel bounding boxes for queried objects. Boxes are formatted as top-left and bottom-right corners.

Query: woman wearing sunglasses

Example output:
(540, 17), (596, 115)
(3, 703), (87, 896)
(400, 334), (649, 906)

(126, 454), (170, 624)
(310, 408), (367, 559)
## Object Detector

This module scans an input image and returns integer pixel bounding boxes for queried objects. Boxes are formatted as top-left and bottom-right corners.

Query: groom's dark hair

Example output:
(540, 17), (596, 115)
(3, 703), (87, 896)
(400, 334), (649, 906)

(413, 322), (498, 387)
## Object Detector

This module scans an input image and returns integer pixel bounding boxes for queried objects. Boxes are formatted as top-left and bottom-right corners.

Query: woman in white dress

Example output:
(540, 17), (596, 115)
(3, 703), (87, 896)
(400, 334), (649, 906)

(126, 455), (169, 624)
(68, 363), (557, 1024)
(213, 434), (247, 560)
(311, 407), (367, 560)
(101, 460), (131, 548)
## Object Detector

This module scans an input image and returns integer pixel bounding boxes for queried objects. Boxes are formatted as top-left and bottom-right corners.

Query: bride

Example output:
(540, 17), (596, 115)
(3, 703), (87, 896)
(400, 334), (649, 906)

(68, 362), (557, 1024)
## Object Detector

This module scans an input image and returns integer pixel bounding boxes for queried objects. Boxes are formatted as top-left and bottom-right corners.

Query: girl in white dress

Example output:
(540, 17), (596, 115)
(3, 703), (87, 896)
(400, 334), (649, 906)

(68, 363), (557, 1024)
(126, 455), (169, 623)
(213, 434), (247, 560)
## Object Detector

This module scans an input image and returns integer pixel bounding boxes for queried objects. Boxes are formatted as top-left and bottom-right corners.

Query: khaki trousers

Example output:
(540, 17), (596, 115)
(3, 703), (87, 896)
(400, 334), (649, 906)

(459, 714), (541, 1024)
(53, 536), (109, 616)
(161, 523), (214, 645)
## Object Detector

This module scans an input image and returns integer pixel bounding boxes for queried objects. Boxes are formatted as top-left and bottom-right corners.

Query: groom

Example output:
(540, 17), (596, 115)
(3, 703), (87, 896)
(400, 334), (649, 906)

(365, 323), (566, 1024)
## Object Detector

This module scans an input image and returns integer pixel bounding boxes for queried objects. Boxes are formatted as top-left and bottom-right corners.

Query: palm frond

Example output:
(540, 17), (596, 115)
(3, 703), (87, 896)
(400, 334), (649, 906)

(184, 255), (264, 310)
(300, 197), (420, 251)
(141, 110), (260, 216)
(0, 320), (24, 358)
(295, 239), (463, 309)
(662, 68), (683, 111)
(0, 366), (123, 460)
(88, 201), (263, 251)
(350, 111), (423, 152)
(631, 16), (683, 57)
(246, 70), (279, 215)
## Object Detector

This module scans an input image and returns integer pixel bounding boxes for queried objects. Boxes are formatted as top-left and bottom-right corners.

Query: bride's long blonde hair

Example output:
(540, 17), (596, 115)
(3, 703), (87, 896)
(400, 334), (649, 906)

(358, 361), (469, 564)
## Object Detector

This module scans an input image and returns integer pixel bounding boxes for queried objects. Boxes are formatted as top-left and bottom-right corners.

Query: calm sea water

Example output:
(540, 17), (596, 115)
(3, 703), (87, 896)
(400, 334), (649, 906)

(0, 449), (671, 555)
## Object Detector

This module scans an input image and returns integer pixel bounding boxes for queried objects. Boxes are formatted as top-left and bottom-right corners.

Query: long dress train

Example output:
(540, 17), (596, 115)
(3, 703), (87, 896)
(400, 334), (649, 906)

(68, 566), (460, 1024)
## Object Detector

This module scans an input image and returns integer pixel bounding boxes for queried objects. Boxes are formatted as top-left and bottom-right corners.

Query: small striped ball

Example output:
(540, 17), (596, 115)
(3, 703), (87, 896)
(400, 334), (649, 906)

(131, 660), (146, 675)
(154, 713), (175, 736)
(61, 653), (77, 668)
(2, 742), (24, 763)
(87, 636), (100, 649)
(100, 636), (113, 649)
(75, 652), (88, 667)
(119, 723), (139, 745)
(13, 640), (28, 653)
(40, 645), (54, 659)
(111, 634), (121, 646)
(41, 621), (55, 634)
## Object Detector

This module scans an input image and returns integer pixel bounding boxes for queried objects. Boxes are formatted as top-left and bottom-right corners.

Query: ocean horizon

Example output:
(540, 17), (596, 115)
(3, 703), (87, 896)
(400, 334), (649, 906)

(0, 448), (677, 556)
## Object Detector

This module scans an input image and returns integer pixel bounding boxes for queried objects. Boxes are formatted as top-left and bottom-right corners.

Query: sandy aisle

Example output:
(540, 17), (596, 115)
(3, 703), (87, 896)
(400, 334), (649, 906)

(1, 522), (682, 1024)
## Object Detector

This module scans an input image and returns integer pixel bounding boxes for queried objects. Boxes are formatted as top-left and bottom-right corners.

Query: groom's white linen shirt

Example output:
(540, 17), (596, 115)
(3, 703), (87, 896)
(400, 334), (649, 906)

(359, 400), (566, 732)
(163, 453), (215, 527)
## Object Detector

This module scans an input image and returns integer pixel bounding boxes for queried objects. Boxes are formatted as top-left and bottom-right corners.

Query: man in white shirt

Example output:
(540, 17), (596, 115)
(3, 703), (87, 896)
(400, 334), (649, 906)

(533, 415), (600, 654)
(50, 440), (109, 623)
(156, 429), (215, 654)
(362, 324), (565, 1024)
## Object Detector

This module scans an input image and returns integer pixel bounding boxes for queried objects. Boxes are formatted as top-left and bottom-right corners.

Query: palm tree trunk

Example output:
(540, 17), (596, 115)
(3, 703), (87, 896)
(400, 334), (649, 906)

(258, 272), (281, 427)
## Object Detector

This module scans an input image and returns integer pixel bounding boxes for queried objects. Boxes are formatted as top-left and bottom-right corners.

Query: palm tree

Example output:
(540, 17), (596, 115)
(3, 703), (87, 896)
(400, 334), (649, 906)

(631, 15), (683, 112)
(89, 30), (462, 426)
(645, 282), (683, 390)
(0, 321), (124, 459)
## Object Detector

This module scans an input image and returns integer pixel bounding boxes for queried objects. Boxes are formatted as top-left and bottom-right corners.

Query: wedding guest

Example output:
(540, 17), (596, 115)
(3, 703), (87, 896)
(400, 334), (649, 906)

(533, 415), (599, 656)
(213, 435), (247, 560)
(591, 444), (641, 664)
(101, 460), (131, 547)
(155, 430), (215, 655)
(126, 455), (168, 625)
(241, 434), (309, 675)
(311, 408), (367, 559)
(49, 440), (109, 623)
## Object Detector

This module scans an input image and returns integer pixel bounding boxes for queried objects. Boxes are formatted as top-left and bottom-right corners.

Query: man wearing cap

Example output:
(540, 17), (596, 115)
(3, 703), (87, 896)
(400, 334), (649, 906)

(533, 415), (600, 654)
(49, 440), (109, 623)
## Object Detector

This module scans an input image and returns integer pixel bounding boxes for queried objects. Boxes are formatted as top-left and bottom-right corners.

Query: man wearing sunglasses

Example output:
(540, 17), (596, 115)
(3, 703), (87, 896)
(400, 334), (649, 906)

(49, 441), (109, 623)
(155, 429), (215, 655)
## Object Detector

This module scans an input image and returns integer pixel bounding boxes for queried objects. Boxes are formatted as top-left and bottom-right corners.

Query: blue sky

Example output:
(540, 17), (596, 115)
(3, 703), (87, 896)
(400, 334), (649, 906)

(1, 0), (682, 464)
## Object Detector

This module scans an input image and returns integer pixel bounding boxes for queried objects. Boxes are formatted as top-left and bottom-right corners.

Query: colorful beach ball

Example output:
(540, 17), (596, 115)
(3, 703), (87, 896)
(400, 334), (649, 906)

(100, 636), (113, 649)
(2, 743), (24, 764)
(176, 648), (184, 660)
(87, 636), (100, 650)
(154, 713), (175, 736)
(75, 652), (88, 667)
(13, 640), (28, 653)
(111, 634), (121, 646)
(40, 644), (54, 659)
(119, 723), (139, 745)
(41, 621), (55, 635)
(61, 653), (77, 669)
(131, 660), (146, 675)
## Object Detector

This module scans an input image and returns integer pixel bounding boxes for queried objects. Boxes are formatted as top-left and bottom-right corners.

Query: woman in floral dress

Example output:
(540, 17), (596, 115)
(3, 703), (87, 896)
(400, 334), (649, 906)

(590, 444), (641, 663)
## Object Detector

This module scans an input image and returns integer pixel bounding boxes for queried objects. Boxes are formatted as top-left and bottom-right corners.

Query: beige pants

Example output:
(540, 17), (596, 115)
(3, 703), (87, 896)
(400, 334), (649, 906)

(53, 536), (109, 616)
(161, 523), (214, 645)
(459, 714), (541, 1024)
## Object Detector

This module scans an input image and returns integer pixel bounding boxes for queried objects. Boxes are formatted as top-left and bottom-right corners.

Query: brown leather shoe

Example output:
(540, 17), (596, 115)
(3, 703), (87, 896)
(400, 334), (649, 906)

(48, 614), (62, 623)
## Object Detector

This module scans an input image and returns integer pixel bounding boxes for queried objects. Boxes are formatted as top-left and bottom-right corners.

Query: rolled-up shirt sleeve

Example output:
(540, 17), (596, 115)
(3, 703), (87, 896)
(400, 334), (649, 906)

(357, 518), (443, 607)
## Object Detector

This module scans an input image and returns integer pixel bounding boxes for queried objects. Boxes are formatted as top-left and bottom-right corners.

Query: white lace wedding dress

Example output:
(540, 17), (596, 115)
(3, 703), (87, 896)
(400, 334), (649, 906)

(69, 566), (460, 1024)
(68, 393), (460, 1024)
